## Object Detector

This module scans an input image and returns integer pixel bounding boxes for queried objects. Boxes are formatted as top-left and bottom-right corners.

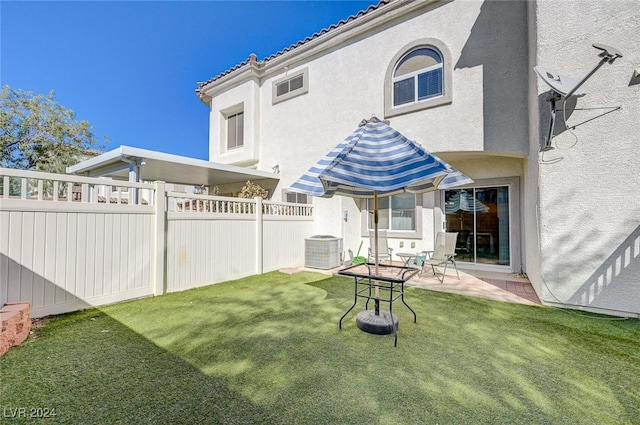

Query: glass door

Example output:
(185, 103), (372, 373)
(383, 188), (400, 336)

(444, 186), (510, 266)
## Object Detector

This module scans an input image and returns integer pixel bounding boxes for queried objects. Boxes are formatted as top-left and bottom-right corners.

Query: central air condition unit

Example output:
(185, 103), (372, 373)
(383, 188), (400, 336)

(305, 235), (343, 269)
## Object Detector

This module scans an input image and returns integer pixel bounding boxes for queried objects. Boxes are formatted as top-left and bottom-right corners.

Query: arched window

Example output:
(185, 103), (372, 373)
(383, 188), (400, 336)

(393, 48), (443, 106)
(384, 39), (452, 118)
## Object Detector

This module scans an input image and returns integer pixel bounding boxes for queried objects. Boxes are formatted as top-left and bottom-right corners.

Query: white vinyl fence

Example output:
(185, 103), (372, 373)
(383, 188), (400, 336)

(0, 168), (314, 318)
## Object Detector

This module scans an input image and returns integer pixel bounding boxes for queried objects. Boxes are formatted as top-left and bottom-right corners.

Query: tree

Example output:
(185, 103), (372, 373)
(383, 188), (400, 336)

(0, 85), (107, 173)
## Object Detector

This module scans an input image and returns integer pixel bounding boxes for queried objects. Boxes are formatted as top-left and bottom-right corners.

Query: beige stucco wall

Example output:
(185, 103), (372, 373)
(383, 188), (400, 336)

(256, 0), (529, 182)
(254, 0), (528, 261)
(202, 0), (530, 269)
(530, 0), (640, 316)
(208, 78), (261, 167)
(201, 0), (640, 315)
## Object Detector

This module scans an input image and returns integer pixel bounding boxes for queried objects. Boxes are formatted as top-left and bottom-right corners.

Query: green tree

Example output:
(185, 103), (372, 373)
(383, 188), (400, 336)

(0, 85), (107, 173)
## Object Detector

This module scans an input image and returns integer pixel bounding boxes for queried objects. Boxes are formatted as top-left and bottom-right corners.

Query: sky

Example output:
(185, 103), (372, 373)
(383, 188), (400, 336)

(1, 0), (377, 160)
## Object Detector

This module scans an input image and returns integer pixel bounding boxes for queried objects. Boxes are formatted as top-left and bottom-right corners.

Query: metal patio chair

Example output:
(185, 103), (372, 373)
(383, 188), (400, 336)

(424, 232), (460, 283)
(368, 229), (393, 265)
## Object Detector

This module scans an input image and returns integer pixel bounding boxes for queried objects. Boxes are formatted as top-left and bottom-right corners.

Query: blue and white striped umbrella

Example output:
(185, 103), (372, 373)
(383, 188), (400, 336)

(291, 118), (472, 198)
(432, 154), (474, 190)
(291, 117), (473, 278)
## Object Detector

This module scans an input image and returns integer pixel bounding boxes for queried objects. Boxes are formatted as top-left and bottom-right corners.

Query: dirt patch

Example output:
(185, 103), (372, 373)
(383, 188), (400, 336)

(24, 316), (54, 343)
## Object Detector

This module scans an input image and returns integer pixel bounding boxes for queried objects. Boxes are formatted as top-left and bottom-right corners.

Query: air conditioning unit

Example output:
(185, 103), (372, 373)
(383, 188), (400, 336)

(305, 235), (343, 269)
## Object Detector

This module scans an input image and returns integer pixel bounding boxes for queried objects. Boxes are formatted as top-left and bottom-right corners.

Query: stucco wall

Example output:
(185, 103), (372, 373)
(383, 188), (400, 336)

(257, 0), (529, 190)
(532, 1), (640, 316)
(209, 78), (260, 167)
(253, 0), (529, 258)
(203, 0), (530, 273)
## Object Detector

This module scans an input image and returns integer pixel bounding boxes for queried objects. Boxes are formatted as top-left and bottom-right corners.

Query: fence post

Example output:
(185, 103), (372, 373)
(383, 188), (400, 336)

(255, 196), (263, 275)
(153, 181), (167, 295)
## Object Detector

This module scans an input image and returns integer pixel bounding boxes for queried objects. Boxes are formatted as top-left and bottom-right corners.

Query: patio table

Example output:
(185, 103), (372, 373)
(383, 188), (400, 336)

(338, 262), (419, 346)
(396, 252), (418, 268)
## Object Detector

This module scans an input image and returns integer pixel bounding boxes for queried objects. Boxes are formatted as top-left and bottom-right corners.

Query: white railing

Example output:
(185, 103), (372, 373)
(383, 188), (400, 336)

(0, 168), (154, 205)
(169, 192), (256, 214)
(263, 200), (314, 217)
(167, 192), (314, 217)
(0, 168), (315, 318)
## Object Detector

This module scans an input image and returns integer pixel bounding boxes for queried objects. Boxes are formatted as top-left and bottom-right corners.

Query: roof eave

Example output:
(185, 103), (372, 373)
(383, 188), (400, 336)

(196, 0), (444, 103)
(67, 145), (280, 186)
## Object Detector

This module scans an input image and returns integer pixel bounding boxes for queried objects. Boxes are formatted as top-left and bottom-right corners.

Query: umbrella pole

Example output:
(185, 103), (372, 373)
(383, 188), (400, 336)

(374, 191), (380, 314)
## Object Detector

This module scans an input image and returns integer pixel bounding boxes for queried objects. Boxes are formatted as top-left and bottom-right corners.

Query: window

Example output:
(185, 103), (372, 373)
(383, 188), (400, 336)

(444, 186), (510, 266)
(276, 74), (303, 97)
(367, 193), (416, 231)
(393, 48), (443, 106)
(384, 39), (452, 118)
(227, 111), (244, 149)
(272, 68), (309, 104)
(285, 191), (309, 204)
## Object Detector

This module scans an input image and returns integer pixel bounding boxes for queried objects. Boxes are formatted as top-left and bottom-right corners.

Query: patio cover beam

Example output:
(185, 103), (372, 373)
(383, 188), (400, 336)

(67, 145), (280, 187)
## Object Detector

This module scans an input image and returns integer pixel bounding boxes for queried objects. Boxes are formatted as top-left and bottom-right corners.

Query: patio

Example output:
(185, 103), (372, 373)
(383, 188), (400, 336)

(408, 269), (540, 306)
(283, 265), (540, 306)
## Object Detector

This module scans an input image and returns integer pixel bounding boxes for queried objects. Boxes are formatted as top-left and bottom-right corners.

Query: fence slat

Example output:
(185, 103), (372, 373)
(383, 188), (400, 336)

(1, 168), (314, 318)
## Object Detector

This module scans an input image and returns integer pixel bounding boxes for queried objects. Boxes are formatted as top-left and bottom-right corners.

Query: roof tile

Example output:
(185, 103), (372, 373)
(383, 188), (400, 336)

(196, 0), (392, 95)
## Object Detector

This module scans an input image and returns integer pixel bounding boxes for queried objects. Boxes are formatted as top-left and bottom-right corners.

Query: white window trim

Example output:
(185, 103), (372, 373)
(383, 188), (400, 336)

(283, 189), (312, 204)
(435, 176), (521, 273)
(384, 38), (452, 118)
(360, 194), (424, 239)
(392, 62), (444, 106)
(272, 67), (309, 105)
(220, 103), (244, 153)
(226, 111), (244, 150)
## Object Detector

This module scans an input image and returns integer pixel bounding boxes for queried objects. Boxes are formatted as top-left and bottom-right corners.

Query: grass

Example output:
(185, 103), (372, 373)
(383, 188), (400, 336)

(2, 271), (639, 424)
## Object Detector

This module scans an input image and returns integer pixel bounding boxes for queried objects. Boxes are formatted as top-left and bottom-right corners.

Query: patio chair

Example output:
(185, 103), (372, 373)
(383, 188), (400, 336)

(424, 232), (460, 283)
(368, 229), (393, 265)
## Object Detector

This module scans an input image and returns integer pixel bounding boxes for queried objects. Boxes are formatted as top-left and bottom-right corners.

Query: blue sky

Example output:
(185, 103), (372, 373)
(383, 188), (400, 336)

(1, 0), (376, 160)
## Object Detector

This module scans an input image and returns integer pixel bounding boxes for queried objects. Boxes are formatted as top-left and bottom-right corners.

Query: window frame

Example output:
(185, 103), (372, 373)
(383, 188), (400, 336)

(226, 110), (244, 150)
(392, 52), (443, 106)
(283, 190), (311, 204)
(435, 176), (521, 273)
(384, 38), (453, 118)
(272, 67), (309, 105)
(360, 193), (424, 239)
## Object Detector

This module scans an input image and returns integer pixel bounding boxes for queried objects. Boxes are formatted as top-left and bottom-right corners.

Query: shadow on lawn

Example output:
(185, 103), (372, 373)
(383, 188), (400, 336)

(5, 271), (638, 424)
(306, 275), (640, 424)
(1, 310), (277, 425)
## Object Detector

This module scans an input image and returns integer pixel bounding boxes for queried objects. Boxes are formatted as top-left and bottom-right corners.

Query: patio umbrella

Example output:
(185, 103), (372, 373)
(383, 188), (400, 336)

(291, 117), (472, 327)
(291, 117), (472, 271)
(291, 120), (471, 199)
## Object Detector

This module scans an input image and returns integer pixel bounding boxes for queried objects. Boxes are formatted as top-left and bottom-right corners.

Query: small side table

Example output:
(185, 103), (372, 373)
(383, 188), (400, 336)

(396, 252), (418, 268)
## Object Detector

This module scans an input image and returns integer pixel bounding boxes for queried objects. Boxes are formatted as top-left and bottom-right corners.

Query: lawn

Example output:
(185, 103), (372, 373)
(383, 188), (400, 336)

(2, 271), (639, 424)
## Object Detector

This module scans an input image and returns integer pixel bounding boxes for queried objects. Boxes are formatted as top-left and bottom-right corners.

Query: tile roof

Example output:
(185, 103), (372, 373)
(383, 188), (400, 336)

(196, 0), (393, 96)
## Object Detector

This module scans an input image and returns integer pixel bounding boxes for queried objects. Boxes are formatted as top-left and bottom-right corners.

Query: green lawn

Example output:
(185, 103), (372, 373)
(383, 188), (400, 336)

(2, 271), (639, 424)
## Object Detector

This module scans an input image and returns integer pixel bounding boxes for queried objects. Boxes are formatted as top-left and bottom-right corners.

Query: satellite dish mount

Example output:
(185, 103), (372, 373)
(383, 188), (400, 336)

(535, 43), (623, 151)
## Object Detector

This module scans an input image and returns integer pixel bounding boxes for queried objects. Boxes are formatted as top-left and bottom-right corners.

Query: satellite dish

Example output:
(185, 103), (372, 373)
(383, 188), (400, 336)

(535, 43), (623, 151)
(534, 66), (588, 97)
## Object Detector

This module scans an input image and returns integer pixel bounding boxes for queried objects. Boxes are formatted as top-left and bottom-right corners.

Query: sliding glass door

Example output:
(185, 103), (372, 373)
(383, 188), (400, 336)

(444, 186), (510, 266)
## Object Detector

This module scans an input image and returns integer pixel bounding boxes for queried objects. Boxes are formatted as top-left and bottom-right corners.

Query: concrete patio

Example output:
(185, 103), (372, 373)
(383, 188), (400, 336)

(284, 265), (540, 306)
(407, 268), (540, 306)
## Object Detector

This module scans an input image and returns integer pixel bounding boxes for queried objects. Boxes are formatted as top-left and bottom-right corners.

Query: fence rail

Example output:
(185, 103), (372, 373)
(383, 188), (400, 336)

(0, 168), (315, 318)
(1, 168), (155, 205)
(167, 192), (314, 217)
